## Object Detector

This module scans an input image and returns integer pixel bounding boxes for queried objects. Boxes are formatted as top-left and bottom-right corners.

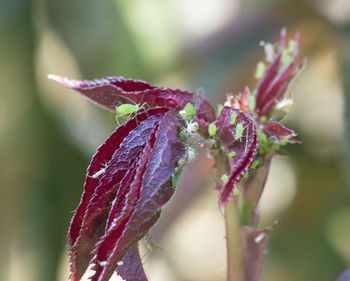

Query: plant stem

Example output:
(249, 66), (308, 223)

(225, 195), (244, 281)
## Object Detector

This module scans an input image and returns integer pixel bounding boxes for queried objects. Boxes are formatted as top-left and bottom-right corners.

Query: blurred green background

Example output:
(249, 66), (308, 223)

(1, 0), (350, 280)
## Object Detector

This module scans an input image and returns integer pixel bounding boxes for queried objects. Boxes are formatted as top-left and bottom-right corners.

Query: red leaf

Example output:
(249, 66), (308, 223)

(116, 246), (148, 281)
(255, 28), (306, 116)
(194, 95), (216, 128)
(216, 107), (258, 207)
(256, 28), (286, 111)
(264, 121), (297, 138)
(90, 110), (185, 281)
(48, 75), (193, 110)
(48, 75), (216, 126)
(68, 108), (169, 281)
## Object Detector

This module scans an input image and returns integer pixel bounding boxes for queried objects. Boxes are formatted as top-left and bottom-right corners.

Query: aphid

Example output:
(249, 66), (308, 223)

(233, 187), (240, 197)
(228, 151), (236, 158)
(255, 61), (265, 79)
(217, 104), (224, 118)
(251, 159), (259, 169)
(208, 123), (217, 136)
(179, 130), (187, 141)
(230, 112), (237, 125)
(221, 174), (229, 183)
(116, 102), (146, 115)
(171, 165), (184, 188)
(248, 92), (256, 112)
(260, 116), (268, 123)
(288, 39), (296, 53)
(180, 103), (196, 119)
(139, 234), (160, 263)
(280, 136), (290, 146)
(235, 123), (244, 140)
(281, 49), (292, 69)
(115, 97), (148, 125)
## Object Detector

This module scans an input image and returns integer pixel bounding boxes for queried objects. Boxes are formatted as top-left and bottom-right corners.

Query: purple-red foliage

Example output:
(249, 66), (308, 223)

(49, 28), (304, 281)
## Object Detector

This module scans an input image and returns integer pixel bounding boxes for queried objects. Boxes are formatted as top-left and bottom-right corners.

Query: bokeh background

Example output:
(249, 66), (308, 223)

(1, 0), (350, 280)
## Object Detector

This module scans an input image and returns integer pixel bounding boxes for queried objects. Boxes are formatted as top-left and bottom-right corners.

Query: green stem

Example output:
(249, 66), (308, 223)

(225, 195), (245, 281)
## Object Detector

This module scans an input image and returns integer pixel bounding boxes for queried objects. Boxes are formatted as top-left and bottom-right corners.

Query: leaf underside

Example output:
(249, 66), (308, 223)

(68, 109), (185, 281)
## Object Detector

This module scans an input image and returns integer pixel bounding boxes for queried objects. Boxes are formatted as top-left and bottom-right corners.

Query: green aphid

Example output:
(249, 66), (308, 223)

(221, 174), (229, 183)
(233, 187), (240, 196)
(116, 103), (145, 125)
(281, 49), (292, 68)
(171, 174), (177, 187)
(208, 123), (217, 136)
(116, 103), (140, 115)
(257, 129), (267, 144)
(255, 61), (266, 79)
(243, 171), (249, 179)
(251, 160), (259, 169)
(179, 130), (187, 141)
(171, 166), (184, 187)
(184, 103), (196, 118)
(288, 39), (296, 53)
(235, 123), (244, 140)
(280, 136), (290, 146)
(260, 116), (268, 123)
(248, 93), (256, 112)
(230, 112), (237, 125)
(217, 104), (224, 118)
(228, 151), (236, 158)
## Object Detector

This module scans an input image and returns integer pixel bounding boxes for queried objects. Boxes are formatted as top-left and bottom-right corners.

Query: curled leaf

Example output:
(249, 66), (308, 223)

(90, 110), (185, 281)
(216, 107), (258, 207)
(68, 108), (186, 281)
